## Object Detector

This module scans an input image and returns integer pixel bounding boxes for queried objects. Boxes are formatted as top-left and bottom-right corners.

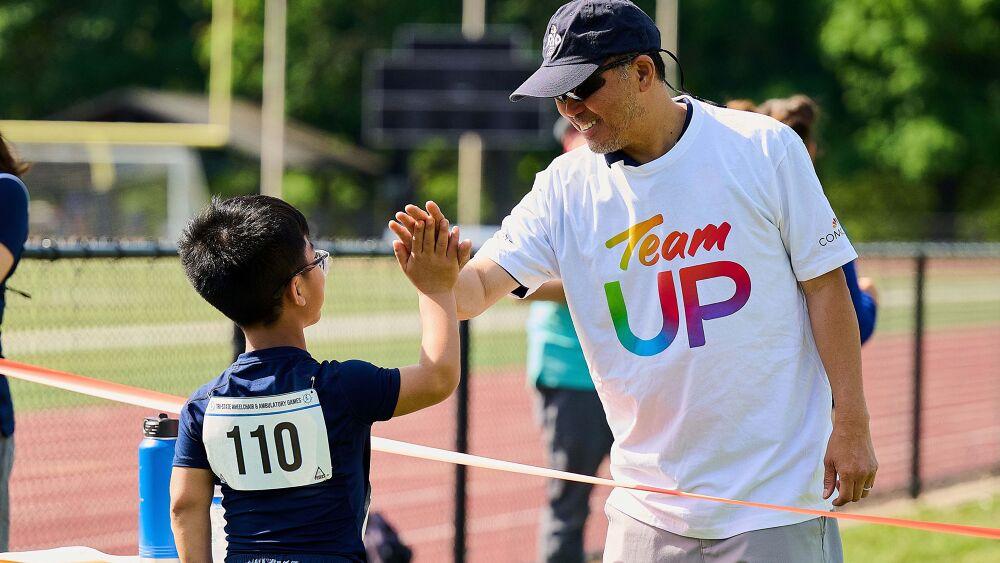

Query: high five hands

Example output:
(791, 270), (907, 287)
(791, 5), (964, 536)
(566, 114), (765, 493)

(389, 201), (473, 292)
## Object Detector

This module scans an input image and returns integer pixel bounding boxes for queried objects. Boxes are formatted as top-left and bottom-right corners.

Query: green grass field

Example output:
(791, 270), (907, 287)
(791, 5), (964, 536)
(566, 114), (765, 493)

(843, 495), (1000, 562)
(3, 255), (998, 413)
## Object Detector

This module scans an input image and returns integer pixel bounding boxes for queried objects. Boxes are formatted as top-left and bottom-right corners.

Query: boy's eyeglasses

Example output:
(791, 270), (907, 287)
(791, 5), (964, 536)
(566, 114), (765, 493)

(554, 53), (638, 103)
(276, 249), (330, 295)
(298, 249), (330, 278)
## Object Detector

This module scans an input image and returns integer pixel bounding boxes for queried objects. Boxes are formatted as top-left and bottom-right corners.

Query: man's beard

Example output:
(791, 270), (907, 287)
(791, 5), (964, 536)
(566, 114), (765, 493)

(586, 86), (644, 154)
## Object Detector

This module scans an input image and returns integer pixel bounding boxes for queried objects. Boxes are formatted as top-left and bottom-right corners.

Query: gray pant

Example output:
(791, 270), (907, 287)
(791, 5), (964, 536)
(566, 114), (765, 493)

(537, 387), (614, 563)
(0, 434), (13, 551)
(604, 505), (843, 563)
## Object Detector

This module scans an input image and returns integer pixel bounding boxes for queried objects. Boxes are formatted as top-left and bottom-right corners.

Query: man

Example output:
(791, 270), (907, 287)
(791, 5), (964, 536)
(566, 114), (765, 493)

(391, 1), (877, 560)
(525, 118), (613, 563)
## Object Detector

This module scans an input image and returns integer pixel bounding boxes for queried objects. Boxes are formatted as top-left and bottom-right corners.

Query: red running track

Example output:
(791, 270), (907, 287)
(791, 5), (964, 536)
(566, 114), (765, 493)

(8, 326), (999, 560)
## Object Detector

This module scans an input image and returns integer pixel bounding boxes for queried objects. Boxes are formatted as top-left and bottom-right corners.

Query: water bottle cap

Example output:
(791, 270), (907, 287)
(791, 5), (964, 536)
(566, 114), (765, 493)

(143, 413), (179, 438)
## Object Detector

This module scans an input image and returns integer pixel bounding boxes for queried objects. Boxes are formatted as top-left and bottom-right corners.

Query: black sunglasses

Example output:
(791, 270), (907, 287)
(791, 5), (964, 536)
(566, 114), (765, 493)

(554, 54), (638, 103)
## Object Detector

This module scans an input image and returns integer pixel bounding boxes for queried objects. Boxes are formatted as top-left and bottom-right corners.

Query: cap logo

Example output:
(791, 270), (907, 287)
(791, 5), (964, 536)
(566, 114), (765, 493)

(544, 24), (563, 60)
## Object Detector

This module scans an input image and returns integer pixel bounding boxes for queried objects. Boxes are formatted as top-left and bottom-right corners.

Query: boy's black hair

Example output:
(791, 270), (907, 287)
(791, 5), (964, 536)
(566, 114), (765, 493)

(178, 195), (310, 327)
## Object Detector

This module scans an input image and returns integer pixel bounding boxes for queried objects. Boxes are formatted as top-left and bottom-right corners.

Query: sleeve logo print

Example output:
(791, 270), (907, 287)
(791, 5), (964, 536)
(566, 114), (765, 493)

(819, 216), (846, 247)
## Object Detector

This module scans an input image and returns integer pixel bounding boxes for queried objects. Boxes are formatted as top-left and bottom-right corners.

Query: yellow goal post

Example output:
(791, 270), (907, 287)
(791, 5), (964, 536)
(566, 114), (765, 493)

(0, 0), (234, 147)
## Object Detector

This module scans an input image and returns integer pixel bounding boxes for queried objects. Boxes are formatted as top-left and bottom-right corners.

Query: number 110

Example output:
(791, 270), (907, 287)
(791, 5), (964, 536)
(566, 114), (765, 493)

(226, 423), (303, 475)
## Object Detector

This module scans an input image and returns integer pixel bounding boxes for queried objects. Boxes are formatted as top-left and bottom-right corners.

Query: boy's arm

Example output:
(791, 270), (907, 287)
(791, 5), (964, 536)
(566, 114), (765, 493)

(391, 218), (462, 416)
(169, 467), (215, 562)
(394, 291), (460, 416)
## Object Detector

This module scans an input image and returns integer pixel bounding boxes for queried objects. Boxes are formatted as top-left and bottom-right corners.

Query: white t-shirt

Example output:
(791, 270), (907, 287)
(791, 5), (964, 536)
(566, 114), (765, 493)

(478, 96), (858, 539)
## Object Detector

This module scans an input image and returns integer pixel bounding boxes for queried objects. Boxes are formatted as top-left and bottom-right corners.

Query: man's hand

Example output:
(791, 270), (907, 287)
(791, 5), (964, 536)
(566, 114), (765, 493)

(392, 215), (461, 295)
(823, 416), (878, 506)
(389, 200), (519, 320)
(389, 201), (472, 268)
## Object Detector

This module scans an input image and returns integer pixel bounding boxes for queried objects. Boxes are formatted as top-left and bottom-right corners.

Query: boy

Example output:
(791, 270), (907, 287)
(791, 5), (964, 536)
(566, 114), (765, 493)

(170, 195), (470, 562)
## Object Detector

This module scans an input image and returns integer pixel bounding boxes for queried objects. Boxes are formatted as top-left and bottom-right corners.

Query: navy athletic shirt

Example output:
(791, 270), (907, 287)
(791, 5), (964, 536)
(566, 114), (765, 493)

(174, 347), (400, 561)
(0, 173), (29, 437)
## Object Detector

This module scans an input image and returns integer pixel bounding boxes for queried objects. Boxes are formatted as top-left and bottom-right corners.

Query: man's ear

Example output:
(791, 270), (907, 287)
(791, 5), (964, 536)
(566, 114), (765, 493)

(635, 56), (657, 92)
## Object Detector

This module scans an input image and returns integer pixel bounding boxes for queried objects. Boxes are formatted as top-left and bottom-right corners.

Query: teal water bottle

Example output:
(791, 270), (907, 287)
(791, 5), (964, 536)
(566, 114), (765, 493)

(138, 414), (179, 562)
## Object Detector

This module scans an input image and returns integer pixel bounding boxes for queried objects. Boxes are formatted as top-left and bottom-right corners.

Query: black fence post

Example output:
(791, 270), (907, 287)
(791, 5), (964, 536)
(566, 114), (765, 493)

(910, 252), (926, 499)
(454, 319), (470, 563)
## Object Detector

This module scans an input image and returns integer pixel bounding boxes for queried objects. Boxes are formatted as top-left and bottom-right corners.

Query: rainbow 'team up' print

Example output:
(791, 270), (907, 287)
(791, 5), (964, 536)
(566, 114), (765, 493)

(603, 214), (751, 356)
(604, 270), (681, 357)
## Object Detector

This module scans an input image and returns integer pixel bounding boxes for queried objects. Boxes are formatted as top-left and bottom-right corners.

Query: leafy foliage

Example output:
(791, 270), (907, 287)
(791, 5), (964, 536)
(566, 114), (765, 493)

(0, 0), (995, 239)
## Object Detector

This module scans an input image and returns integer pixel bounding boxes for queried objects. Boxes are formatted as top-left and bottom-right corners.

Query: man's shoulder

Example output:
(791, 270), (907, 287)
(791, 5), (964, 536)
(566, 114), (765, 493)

(538, 145), (601, 190)
(699, 101), (798, 157)
(548, 144), (601, 171)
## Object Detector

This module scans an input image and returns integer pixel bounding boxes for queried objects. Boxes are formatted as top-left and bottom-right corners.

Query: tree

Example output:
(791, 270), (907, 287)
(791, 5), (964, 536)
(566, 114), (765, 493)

(0, 0), (208, 118)
(821, 0), (1000, 239)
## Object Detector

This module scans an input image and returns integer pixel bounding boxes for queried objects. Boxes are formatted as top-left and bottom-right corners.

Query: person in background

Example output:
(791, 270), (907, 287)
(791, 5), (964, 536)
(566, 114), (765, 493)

(0, 131), (30, 551)
(525, 118), (613, 563)
(723, 99), (757, 113)
(730, 95), (878, 343)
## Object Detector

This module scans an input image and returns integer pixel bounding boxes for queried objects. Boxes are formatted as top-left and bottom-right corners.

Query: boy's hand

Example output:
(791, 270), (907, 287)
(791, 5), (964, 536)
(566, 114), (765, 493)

(389, 201), (472, 270)
(392, 215), (461, 294)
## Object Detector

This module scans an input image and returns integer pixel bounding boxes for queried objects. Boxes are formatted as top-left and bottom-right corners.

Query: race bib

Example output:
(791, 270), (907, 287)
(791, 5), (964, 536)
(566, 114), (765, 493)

(203, 389), (332, 491)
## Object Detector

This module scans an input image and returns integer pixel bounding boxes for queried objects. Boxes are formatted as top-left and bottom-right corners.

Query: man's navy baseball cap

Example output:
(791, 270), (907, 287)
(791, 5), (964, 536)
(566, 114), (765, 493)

(510, 0), (661, 102)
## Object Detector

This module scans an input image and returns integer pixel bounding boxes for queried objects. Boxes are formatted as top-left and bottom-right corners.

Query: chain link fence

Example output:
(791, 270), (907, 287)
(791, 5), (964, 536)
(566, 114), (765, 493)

(2, 241), (997, 560)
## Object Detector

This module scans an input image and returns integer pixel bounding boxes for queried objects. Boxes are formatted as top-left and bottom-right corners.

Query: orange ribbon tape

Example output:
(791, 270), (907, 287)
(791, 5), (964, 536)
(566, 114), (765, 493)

(1, 358), (997, 540)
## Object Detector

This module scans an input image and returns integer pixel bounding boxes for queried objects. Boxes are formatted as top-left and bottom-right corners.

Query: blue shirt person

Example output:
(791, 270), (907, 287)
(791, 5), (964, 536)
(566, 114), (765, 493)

(0, 131), (30, 552)
(174, 349), (399, 560)
(843, 260), (877, 343)
(170, 195), (470, 562)
(0, 173), (28, 438)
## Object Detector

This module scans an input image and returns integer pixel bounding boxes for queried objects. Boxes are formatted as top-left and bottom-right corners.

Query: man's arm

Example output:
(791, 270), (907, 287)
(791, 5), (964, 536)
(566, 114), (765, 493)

(454, 256), (520, 319)
(520, 280), (566, 303)
(169, 466), (214, 562)
(800, 267), (878, 506)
